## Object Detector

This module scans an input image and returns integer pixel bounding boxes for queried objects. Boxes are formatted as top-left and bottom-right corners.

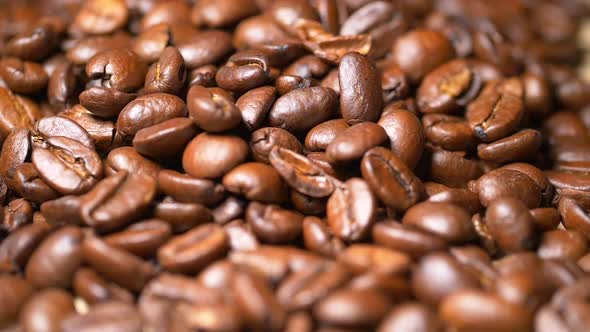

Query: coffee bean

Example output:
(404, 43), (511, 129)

(485, 198), (538, 253)
(192, 0), (258, 28)
(305, 119), (349, 152)
(212, 196), (247, 225)
(20, 288), (75, 332)
(302, 216), (345, 257)
(0, 223), (50, 273)
(339, 52), (382, 124)
(422, 114), (477, 151)
(177, 30), (234, 69)
(86, 49), (147, 92)
(538, 230), (588, 261)
(338, 244), (411, 275)
(59, 105), (123, 152)
(0, 57), (48, 95)
(158, 224), (228, 274)
(0, 275), (34, 327)
(428, 148), (483, 188)
(104, 219), (172, 258)
(223, 162), (288, 204)
(216, 50), (271, 93)
(236, 86), (276, 131)
(250, 127), (303, 164)
(4, 23), (57, 61)
(117, 93), (187, 137)
(477, 129), (542, 163)
(246, 201), (304, 244)
(183, 133), (248, 179)
(133, 117), (198, 159)
(472, 168), (542, 208)
(62, 301), (143, 332)
(268, 87), (337, 133)
(73, 268), (133, 305)
(35, 116), (94, 149)
(224, 219), (259, 252)
(0, 88), (41, 145)
(403, 202), (476, 244)
(373, 221), (447, 258)
(187, 85), (241, 133)
(314, 288), (391, 328)
(2, 198), (34, 232)
(327, 122), (388, 164)
(157, 170), (224, 206)
(378, 109), (425, 169)
(327, 178), (376, 241)
(72, 0), (129, 35)
(154, 200), (213, 233)
(140, 1), (191, 31)
(559, 198), (590, 240)
(144, 46), (186, 95)
(105, 146), (161, 179)
(377, 302), (441, 332)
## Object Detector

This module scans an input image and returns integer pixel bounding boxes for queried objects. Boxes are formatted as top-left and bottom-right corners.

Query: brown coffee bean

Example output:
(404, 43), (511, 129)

(178, 30), (234, 69)
(4, 23), (57, 61)
(0, 275), (34, 327)
(339, 52), (382, 124)
(223, 162), (288, 204)
(25, 226), (84, 289)
(133, 117), (198, 159)
(440, 290), (533, 332)
(422, 114), (477, 151)
(277, 261), (351, 311)
(466, 78), (524, 142)
(269, 147), (337, 198)
(417, 59), (482, 113)
(171, 303), (242, 332)
(378, 109), (425, 169)
(246, 202), (304, 244)
(72, 0), (129, 35)
(144, 46), (186, 95)
(268, 87), (338, 133)
(79, 171), (156, 232)
(212, 196), (247, 225)
(82, 236), (156, 292)
(275, 74), (317, 95)
(2, 198), (34, 232)
(154, 200), (213, 233)
(216, 50), (270, 94)
(158, 224), (228, 274)
(187, 85), (241, 133)
(327, 122), (388, 164)
(305, 119), (349, 152)
(188, 65), (218, 87)
(132, 23), (194, 63)
(403, 202), (476, 244)
(427, 186), (482, 215)
(233, 15), (290, 50)
(0, 57), (49, 95)
(183, 133), (248, 179)
(538, 230), (588, 261)
(485, 198), (538, 253)
(67, 32), (132, 65)
(62, 301), (142, 332)
(36, 116), (94, 149)
(59, 105), (123, 152)
(86, 49), (147, 93)
(236, 86), (276, 131)
(530, 207), (561, 231)
(73, 268), (133, 305)
(157, 170), (225, 206)
(140, 1), (192, 31)
(327, 178), (376, 241)
(391, 29), (455, 83)
(314, 288), (391, 329)
(191, 0), (258, 28)
(377, 302), (441, 332)
(20, 288), (75, 332)
(477, 129), (542, 163)
(428, 148), (483, 188)
(338, 244), (411, 275)
(0, 223), (50, 273)
(548, 170), (590, 208)
(12, 163), (60, 204)
(47, 61), (78, 109)
(104, 219), (172, 258)
(224, 219), (259, 252)
(361, 147), (425, 211)
(373, 221), (447, 258)
(250, 127), (303, 164)
(302, 216), (345, 257)
(104, 146), (158, 176)
(117, 93), (187, 137)
(0, 88), (41, 145)
(559, 198), (590, 240)
(473, 168), (542, 208)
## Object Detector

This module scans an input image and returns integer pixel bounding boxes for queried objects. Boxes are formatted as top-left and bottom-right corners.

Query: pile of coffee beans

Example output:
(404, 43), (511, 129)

(1, 0), (590, 331)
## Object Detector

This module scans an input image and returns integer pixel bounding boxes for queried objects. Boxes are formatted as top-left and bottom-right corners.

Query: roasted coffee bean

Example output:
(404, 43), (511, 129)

(548, 170), (590, 208)
(268, 87), (338, 133)
(361, 147), (424, 211)
(392, 29), (455, 83)
(339, 52), (382, 124)
(246, 202), (304, 244)
(191, 0), (258, 28)
(62, 301), (142, 332)
(422, 114), (477, 151)
(472, 22), (521, 76)
(171, 302), (242, 332)
(4, 23), (57, 61)
(32, 137), (102, 195)
(378, 108), (425, 170)
(144, 46), (186, 95)
(35, 116), (94, 149)
(104, 219), (172, 258)
(373, 221), (447, 258)
(440, 290), (533, 332)
(59, 105), (123, 152)
(13, 163), (60, 204)
(269, 147), (337, 198)
(105, 146), (161, 179)
(466, 78), (524, 142)
(377, 302), (441, 332)
(224, 219), (259, 252)
(403, 202), (476, 244)
(472, 168), (542, 208)
(327, 178), (376, 241)
(0, 275), (34, 327)
(428, 148), (483, 188)
(0, 57), (48, 95)
(250, 127), (303, 164)
(417, 59), (482, 114)
(73, 268), (133, 305)
(212, 196), (247, 225)
(82, 236), (156, 292)
(477, 129), (542, 163)
(530, 207), (561, 231)
(183, 133), (248, 179)
(223, 162), (288, 204)
(538, 230), (588, 261)
(139, 1), (192, 31)
(154, 200), (213, 233)
(236, 86), (276, 131)
(305, 119), (349, 152)
(20, 288), (75, 332)
(216, 50), (270, 94)
(72, 0), (129, 35)
(291, 190), (326, 215)
(0, 87), (41, 145)
(158, 224), (228, 274)
(302, 216), (345, 257)
(558, 198), (590, 240)
(277, 261), (351, 311)
(47, 61), (77, 109)
(133, 117), (198, 159)
(67, 32), (132, 65)
(0, 223), (50, 273)
(178, 30), (234, 69)
(86, 49), (147, 93)
(158, 170), (224, 206)
(2, 198), (34, 232)
(187, 85), (241, 133)
(327, 122), (388, 164)
(485, 198), (538, 253)
(314, 288), (391, 329)
(79, 171), (156, 232)
(117, 93), (187, 137)
(275, 75), (317, 95)
(188, 65), (218, 87)
(25, 226), (84, 289)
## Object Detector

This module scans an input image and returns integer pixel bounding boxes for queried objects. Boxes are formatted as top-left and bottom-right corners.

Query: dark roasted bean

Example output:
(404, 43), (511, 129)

(327, 178), (376, 242)
(339, 52), (382, 124)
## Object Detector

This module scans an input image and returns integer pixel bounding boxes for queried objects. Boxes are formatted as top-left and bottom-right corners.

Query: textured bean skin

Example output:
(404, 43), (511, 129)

(339, 52), (382, 124)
